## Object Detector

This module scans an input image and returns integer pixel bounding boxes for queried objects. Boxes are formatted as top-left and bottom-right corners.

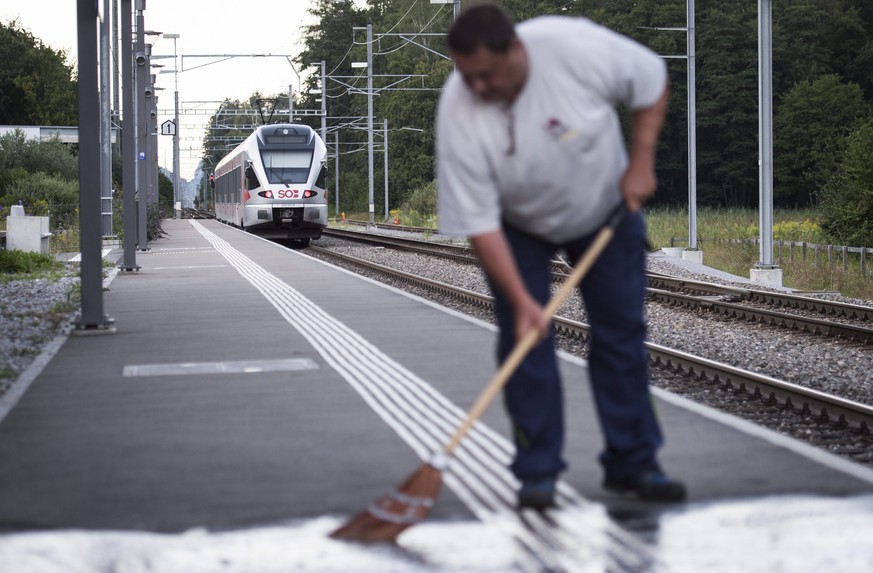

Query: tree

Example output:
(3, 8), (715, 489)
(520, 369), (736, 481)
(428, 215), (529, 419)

(0, 129), (80, 229)
(818, 120), (873, 245)
(773, 1), (867, 96)
(3, 172), (78, 230)
(774, 75), (871, 206)
(0, 20), (77, 125)
(200, 0), (873, 216)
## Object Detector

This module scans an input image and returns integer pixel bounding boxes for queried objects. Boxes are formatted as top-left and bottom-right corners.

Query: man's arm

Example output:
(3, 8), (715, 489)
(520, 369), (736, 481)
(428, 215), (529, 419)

(621, 82), (668, 212)
(470, 230), (551, 343)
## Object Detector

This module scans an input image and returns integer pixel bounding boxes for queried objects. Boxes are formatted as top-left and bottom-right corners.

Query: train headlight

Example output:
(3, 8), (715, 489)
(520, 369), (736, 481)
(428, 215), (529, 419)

(258, 190), (274, 199)
(302, 190), (317, 198)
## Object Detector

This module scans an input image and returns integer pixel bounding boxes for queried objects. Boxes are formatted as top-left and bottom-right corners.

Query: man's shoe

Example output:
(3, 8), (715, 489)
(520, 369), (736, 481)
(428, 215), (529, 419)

(518, 476), (556, 510)
(603, 470), (686, 502)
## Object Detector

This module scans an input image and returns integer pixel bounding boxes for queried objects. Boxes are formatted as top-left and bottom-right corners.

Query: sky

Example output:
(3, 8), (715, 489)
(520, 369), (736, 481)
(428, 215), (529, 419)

(0, 1), (348, 181)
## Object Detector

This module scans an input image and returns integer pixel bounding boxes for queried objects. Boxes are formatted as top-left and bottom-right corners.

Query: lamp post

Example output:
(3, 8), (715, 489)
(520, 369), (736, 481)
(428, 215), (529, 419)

(163, 33), (181, 217)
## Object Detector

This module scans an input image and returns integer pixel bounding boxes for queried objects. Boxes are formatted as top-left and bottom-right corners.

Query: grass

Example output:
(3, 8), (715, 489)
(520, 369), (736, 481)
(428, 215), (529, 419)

(335, 206), (873, 300)
(48, 227), (81, 255)
(644, 206), (873, 301)
(0, 249), (65, 281)
(334, 205), (873, 299)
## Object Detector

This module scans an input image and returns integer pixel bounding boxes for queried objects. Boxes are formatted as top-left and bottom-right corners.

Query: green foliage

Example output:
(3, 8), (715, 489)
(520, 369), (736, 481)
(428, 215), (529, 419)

(201, 98), (260, 169)
(773, 1), (868, 95)
(396, 178), (438, 227)
(645, 206), (873, 300)
(0, 130), (78, 181)
(196, 0), (873, 217)
(0, 20), (77, 125)
(2, 172), (79, 230)
(0, 249), (63, 275)
(404, 179), (437, 214)
(0, 166), (29, 196)
(773, 219), (824, 243)
(818, 120), (873, 246)
(0, 130), (80, 230)
(576, 0), (873, 209)
(774, 75), (871, 206)
(727, 219), (825, 243)
(694, 3), (760, 207)
(645, 206), (823, 245)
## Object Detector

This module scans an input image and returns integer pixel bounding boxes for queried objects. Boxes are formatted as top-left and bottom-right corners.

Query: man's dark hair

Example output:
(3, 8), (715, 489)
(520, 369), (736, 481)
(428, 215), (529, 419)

(447, 4), (516, 55)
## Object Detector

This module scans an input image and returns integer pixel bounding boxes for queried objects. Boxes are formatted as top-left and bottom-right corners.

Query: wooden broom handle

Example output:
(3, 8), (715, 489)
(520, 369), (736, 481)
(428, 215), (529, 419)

(444, 205), (627, 456)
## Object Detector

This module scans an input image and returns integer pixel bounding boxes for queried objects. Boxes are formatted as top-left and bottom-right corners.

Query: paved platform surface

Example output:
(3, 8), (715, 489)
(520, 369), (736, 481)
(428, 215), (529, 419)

(1, 218), (872, 572)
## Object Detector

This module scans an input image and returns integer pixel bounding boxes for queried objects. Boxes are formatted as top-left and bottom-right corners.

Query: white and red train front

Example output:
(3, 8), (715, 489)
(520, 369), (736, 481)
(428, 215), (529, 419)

(214, 124), (328, 244)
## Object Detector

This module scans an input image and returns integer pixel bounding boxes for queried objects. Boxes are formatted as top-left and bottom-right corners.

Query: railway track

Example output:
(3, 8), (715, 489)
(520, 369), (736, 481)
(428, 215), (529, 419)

(324, 226), (873, 344)
(181, 207), (215, 220)
(309, 243), (873, 433)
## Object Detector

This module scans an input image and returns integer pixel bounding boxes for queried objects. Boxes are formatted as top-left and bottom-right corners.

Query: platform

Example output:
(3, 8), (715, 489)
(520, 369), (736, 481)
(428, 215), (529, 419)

(0, 218), (871, 572)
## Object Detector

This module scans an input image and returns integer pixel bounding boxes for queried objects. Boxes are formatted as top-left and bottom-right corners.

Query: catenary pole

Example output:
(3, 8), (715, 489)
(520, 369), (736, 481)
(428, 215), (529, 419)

(367, 23), (374, 225)
(687, 0), (697, 251)
(119, 0), (138, 270)
(758, 0), (775, 267)
(335, 131), (340, 215)
(173, 34), (180, 216)
(320, 61), (327, 144)
(752, 0), (782, 286)
(135, 7), (149, 250)
(75, 0), (113, 332)
(100, 0), (113, 238)
(384, 119), (389, 220)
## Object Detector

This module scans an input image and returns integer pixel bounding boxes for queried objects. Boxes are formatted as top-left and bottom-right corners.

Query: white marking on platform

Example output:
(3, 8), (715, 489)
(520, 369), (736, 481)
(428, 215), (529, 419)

(122, 358), (319, 377)
(190, 221), (655, 572)
(68, 248), (113, 262)
(152, 265), (227, 270)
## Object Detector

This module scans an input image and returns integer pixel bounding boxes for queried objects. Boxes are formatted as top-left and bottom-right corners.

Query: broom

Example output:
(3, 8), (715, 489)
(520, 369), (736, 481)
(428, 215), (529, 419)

(330, 204), (628, 543)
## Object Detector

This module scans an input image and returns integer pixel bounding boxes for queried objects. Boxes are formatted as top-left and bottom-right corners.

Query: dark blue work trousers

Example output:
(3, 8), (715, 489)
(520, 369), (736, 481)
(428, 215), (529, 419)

(490, 210), (664, 482)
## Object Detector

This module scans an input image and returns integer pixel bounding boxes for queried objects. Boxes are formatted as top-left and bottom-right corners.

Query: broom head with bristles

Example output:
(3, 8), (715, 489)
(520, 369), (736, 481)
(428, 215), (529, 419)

(329, 462), (444, 543)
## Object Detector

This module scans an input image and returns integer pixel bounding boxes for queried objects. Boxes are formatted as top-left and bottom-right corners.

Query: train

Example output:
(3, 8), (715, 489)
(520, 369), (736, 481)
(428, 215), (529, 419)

(212, 123), (328, 245)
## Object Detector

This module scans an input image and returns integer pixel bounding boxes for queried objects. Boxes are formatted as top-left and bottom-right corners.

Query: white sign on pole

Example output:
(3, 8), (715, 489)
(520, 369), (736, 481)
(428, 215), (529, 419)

(161, 120), (177, 136)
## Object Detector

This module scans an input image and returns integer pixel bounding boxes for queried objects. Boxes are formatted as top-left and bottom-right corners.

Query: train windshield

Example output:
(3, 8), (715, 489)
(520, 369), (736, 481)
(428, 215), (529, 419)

(260, 150), (313, 184)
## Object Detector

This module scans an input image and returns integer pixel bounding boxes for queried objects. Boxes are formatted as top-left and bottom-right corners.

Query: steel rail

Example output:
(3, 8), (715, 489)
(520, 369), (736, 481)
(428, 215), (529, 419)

(647, 288), (873, 344)
(308, 245), (873, 432)
(325, 227), (873, 342)
(647, 271), (873, 321)
(750, 290), (873, 322)
(323, 228), (479, 263)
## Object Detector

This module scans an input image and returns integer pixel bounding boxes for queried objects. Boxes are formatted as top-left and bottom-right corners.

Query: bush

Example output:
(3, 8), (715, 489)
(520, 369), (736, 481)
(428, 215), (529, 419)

(0, 130), (77, 181)
(0, 249), (63, 275)
(773, 219), (824, 243)
(818, 120), (873, 246)
(397, 179), (437, 227)
(3, 172), (79, 230)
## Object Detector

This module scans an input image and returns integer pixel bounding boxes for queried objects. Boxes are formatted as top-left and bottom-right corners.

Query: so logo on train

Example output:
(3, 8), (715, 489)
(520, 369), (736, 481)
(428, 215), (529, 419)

(211, 124), (328, 247)
(267, 188), (318, 200)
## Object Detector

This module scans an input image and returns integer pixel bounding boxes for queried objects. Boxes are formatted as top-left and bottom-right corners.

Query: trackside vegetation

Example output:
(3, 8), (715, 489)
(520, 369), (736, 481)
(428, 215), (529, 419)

(198, 0), (873, 249)
(0, 249), (64, 281)
(3, 4), (873, 299)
